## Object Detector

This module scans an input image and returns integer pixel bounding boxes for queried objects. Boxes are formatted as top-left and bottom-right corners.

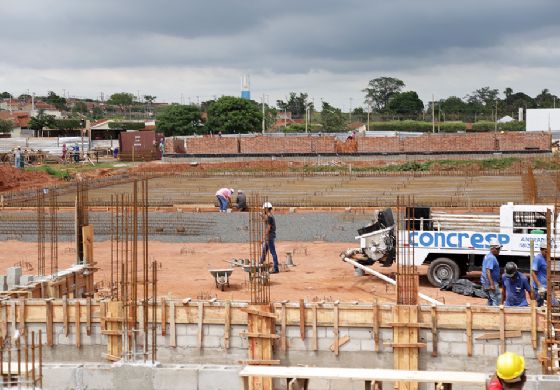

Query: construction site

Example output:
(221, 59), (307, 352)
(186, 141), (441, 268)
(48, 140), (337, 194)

(0, 132), (560, 389)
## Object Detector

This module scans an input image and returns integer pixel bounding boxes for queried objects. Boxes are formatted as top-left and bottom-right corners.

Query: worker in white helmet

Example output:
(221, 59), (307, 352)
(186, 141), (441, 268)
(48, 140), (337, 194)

(260, 202), (279, 274)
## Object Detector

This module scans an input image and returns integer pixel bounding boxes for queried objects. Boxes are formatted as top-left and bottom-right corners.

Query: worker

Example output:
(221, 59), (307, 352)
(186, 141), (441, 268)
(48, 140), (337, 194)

(260, 202), (279, 274)
(14, 147), (21, 169)
(531, 241), (548, 307)
(501, 262), (531, 307)
(61, 144), (67, 161)
(481, 238), (502, 306)
(487, 352), (526, 389)
(233, 190), (247, 211)
(215, 187), (234, 212)
(72, 143), (80, 163)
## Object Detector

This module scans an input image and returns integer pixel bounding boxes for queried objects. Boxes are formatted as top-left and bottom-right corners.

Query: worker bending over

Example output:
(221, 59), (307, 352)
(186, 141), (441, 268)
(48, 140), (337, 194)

(501, 262), (531, 307)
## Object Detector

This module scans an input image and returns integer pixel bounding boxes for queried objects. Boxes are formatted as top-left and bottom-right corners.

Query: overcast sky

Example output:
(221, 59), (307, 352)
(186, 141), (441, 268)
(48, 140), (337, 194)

(1, 0), (559, 109)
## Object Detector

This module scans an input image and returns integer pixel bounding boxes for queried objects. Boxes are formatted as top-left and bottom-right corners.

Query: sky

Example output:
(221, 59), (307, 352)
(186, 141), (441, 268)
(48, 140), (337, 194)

(1, 0), (560, 110)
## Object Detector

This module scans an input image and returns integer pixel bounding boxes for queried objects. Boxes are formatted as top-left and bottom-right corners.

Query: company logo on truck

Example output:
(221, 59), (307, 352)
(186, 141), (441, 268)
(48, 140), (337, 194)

(409, 232), (510, 249)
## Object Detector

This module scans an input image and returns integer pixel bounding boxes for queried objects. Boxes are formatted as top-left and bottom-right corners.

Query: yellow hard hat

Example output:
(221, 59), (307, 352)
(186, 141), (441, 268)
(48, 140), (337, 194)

(496, 352), (525, 381)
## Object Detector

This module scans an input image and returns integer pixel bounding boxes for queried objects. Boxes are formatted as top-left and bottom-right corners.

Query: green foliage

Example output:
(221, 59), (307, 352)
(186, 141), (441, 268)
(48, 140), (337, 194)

(320, 102), (346, 132)
(54, 119), (81, 130)
(0, 118), (13, 133)
(108, 121), (146, 130)
(107, 92), (135, 106)
(439, 122), (467, 132)
(276, 92), (313, 119)
(363, 77), (405, 112)
(471, 121), (525, 132)
(45, 91), (67, 110)
(27, 165), (71, 180)
(28, 110), (56, 130)
(156, 104), (202, 136)
(72, 101), (89, 114)
(388, 91), (424, 115)
(206, 96), (262, 134)
(479, 157), (519, 170)
(0, 92), (12, 98)
(284, 123), (306, 133)
(371, 120), (433, 132)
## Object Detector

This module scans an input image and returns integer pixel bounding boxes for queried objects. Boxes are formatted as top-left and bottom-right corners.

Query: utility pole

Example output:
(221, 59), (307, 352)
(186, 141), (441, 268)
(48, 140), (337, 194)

(366, 104), (371, 131)
(349, 97), (353, 122)
(261, 94), (265, 134)
(494, 101), (498, 132)
(431, 94), (435, 133)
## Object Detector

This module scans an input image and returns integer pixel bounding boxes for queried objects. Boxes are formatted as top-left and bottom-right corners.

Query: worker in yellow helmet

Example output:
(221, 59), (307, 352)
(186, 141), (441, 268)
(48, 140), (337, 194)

(487, 352), (526, 389)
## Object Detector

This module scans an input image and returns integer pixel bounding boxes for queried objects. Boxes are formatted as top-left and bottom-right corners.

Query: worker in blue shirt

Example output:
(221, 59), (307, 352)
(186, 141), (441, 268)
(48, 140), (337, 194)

(481, 238), (502, 306)
(501, 262), (531, 307)
(531, 241), (548, 307)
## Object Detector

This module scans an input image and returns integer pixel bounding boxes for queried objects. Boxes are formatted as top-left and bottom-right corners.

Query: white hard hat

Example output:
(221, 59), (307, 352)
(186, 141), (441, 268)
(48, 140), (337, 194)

(489, 238), (502, 248)
(540, 241), (548, 249)
(238, 189), (243, 193)
(230, 188), (234, 193)
(262, 202), (272, 209)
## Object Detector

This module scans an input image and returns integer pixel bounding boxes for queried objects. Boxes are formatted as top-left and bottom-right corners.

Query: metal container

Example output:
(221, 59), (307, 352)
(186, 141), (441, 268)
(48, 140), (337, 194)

(118, 131), (163, 161)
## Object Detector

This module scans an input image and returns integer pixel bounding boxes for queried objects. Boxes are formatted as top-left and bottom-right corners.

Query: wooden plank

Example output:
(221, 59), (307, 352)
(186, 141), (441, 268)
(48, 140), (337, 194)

(86, 298), (92, 336)
(239, 359), (281, 366)
(499, 305), (505, 354)
(161, 298), (167, 336)
(431, 305), (437, 357)
(466, 303), (472, 357)
(330, 335), (350, 352)
(224, 300), (231, 350)
(299, 299), (305, 341)
(18, 299), (25, 336)
(100, 301), (106, 330)
(82, 225), (94, 264)
(385, 342), (427, 348)
(312, 304), (318, 352)
(169, 301), (176, 348)
(242, 308), (276, 318)
(372, 300), (379, 352)
(75, 301), (81, 348)
(0, 303), (6, 339)
(475, 331), (522, 341)
(240, 332), (280, 339)
(62, 297), (69, 336)
(531, 300), (537, 350)
(46, 300), (53, 346)
(10, 301), (16, 336)
(197, 302), (204, 349)
(281, 302), (287, 353)
(333, 302), (339, 356)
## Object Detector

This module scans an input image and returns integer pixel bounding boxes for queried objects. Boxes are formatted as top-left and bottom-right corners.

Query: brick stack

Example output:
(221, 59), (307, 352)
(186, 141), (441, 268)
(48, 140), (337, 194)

(185, 136), (239, 154)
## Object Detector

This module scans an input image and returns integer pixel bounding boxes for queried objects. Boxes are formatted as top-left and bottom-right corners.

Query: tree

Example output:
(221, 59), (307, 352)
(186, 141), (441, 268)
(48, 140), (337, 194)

(320, 102), (346, 132)
(465, 86), (499, 114)
(0, 118), (13, 133)
(387, 91), (424, 116)
(156, 104), (203, 136)
(276, 92), (313, 119)
(71, 101), (89, 115)
(0, 92), (12, 99)
(206, 96), (262, 134)
(363, 77), (405, 112)
(535, 89), (558, 108)
(28, 110), (56, 130)
(45, 91), (67, 110)
(107, 92), (135, 106)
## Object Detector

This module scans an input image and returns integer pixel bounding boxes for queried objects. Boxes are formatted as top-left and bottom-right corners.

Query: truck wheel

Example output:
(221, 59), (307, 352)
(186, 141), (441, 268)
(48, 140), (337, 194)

(427, 257), (460, 287)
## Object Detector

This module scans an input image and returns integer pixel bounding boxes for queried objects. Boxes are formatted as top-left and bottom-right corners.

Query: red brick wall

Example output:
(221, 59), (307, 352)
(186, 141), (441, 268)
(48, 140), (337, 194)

(185, 136), (239, 154)
(357, 136), (400, 153)
(240, 136), (336, 154)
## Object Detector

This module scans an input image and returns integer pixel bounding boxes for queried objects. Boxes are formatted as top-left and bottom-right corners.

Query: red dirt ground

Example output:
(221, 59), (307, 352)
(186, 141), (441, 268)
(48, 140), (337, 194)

(0, 240), (486, 305)
(0, 164), (59, 192)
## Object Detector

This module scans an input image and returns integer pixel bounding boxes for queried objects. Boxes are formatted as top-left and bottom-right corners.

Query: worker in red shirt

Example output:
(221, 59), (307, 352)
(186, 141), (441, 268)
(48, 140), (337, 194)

(488, 352), (526, 389)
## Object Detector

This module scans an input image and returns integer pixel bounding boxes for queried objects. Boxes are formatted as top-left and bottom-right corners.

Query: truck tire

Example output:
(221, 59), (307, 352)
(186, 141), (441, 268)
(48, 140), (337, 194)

(427, 257), (460, 287)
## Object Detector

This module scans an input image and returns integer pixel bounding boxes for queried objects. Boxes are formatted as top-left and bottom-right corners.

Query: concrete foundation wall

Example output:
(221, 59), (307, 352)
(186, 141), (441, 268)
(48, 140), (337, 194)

(27, 321), (544, 377)
(40, 363), (560, 390)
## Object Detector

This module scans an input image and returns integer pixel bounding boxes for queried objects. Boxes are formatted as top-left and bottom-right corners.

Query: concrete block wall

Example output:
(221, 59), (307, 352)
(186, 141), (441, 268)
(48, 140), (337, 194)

(185, 136), (239, 154)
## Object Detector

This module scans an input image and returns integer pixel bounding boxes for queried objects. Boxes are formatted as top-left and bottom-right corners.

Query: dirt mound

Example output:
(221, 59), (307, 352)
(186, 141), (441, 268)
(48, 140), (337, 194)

(0, 164), (59, 192)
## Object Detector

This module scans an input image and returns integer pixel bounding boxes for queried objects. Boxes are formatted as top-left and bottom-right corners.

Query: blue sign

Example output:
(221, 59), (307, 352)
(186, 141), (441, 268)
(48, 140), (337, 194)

(409, 231), (510, 249)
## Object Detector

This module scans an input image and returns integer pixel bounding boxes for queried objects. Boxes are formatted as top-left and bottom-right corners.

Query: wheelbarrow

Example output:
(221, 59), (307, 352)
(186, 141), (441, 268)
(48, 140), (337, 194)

(209, 268), (234, 291)
(242, 263), (270, 285)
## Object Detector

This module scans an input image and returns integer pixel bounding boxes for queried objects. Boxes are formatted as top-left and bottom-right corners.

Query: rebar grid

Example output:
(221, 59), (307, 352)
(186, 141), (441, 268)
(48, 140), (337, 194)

(249, 193), (270, 304)
(110, 179), (157, 363)
(0, 331), (43, 388)
(76, 181), (89, 264)
(36, 189), (45, 276)
(396, 196), (419, 305)
(49, 191), (58, 276)
(544, 207), (560, 374)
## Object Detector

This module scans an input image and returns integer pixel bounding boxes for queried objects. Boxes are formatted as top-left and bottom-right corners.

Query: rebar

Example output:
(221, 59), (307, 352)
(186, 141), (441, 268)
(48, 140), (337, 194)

(396, 196), (419, 305)
(248, 193), (270, 304)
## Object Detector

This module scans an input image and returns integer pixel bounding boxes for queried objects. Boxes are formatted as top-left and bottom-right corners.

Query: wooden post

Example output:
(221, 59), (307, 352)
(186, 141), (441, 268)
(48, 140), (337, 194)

(10, 301), (16, 336)
(499, 305), (505, 354)
(197, 302), (204, 349)
(18, 299), (26, 336)
(82, 225), (94, 265)
(333, 302), (340, 356)
(169, 301), (176, 348)
(466, 303), (473, 357)
(75, 301), (81, 348)
(431, 304), (438, 357)
(245, 304), (275, 390)
(86, 298), (92, 336)
(46, 300), (53, 346)
(161, 298), (167, 336)
(281, 302), (287, 353)
(531, 300), (537, 350)
(224, 300), (231, 350)
(63, 297), (69, 336)
(312, 304), (318, 352)
(0, 302), (6, 339)
(372, 299), (379, 352)
(299, 299), (305, 341)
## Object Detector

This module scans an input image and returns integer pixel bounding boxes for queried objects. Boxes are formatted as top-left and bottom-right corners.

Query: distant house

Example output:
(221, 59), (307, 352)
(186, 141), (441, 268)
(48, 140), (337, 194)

(0, 111), (31, 135)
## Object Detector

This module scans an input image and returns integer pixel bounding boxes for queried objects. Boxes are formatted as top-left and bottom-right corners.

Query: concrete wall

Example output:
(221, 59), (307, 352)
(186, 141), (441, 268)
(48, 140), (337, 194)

(40, 363), (560, 390)
(177, 132), (551, 155)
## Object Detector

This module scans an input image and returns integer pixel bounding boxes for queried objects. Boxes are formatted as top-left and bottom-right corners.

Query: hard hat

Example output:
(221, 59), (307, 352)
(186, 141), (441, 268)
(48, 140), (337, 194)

(540, 241), (548, 249)
(496, 352), (525, 382)
(504, 262), (517, 278)
(262, 202), (272, 209)
(489, 238), (502, 248)
(229, 188), (234, 193)
(238, 189), (243, 193)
